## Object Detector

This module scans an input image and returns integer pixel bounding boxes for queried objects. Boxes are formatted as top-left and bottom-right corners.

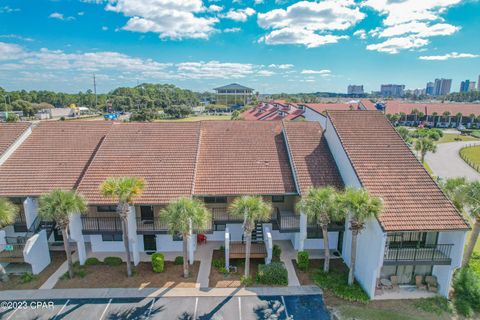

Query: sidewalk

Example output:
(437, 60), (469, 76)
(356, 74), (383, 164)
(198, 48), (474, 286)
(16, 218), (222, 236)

(0, 285), (322, 300)
(274, 240), (301, 286)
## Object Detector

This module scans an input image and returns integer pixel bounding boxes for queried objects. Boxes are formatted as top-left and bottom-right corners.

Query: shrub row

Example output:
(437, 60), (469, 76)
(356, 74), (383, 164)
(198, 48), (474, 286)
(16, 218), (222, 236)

(257, 262), (288, 285)
(313, 270), (369, 304)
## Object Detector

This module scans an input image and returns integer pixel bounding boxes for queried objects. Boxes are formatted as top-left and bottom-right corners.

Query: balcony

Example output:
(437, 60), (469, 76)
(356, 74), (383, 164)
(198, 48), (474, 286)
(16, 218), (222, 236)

(275, 210), (344, 233)
(383, 244), (453, 265)
(136, 217), (168, 234)
(211, 207), (243, 223)
(81, 216), (122, 234)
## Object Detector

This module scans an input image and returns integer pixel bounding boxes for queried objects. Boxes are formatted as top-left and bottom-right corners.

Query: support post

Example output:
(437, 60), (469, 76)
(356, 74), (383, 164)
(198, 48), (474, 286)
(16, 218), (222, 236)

(23, 197), (38, 230)
(188, 218), (194, 265)
(299, 211), (307, 251)
(225, 227), (230, 271)
(69, 213), (86, 265)
(127, 206), (140, 266)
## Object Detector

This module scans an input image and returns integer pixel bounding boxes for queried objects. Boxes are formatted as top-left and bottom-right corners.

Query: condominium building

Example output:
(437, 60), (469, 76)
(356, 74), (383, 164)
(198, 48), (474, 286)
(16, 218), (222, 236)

(433, 78), (452, 96)
(380, 84), (405, 97)
(347, 85), (364, 95)
(425, 82), (435, 95)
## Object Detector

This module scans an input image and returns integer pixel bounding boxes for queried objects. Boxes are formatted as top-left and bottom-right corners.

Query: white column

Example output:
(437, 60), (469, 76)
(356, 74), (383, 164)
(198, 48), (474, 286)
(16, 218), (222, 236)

(23, 197), (38, 230)
(127, 205), (140, 266)
(299, 211), (307, 252)
(69, 214), (86, 265)
(188, 219), (194, 265)
(224, 227), (230, 270)
(265, 226), (272, 264)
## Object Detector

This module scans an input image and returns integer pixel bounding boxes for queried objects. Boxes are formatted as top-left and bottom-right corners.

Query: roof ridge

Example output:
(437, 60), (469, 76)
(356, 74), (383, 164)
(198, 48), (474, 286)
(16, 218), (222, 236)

(281, 120), (302, 195)
(190, 121), (203, 196)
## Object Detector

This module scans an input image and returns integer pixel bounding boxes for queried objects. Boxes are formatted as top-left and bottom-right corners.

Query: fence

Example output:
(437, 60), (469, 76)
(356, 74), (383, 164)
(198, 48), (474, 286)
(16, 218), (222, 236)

(459, 143), (480, 173)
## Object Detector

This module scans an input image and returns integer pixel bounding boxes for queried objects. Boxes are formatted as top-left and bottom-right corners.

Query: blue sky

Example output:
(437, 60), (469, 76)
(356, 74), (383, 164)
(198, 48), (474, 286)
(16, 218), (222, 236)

(0, 0), (479, 93)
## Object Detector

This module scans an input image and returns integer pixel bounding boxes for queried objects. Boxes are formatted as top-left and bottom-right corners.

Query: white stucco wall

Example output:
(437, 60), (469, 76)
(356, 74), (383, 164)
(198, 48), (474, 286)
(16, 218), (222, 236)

(89, 234), (126, 252)
(0, 125), (32, 166)
(303, 107), (327, 128)
(23, 197), (38, 230)
(23, 230), (51, 274)
(303, 232), (339, 250)
(156, 234), (183, 252)
(433, 231), (468, 297)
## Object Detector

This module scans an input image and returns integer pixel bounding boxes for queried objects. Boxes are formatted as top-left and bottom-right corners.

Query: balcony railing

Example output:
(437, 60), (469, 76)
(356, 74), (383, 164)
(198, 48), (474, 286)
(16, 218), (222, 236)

(277, 210), (300, 232)
(0, 243), (25, 260)
(81, 216), (122, 233)
(136, 217), (168, 233)
(384, 244), (453, 265)
(211, 207), (243, 222)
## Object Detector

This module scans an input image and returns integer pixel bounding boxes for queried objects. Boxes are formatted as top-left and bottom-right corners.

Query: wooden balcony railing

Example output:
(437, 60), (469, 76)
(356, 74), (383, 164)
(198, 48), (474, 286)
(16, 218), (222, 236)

(384, 244), (453, 265)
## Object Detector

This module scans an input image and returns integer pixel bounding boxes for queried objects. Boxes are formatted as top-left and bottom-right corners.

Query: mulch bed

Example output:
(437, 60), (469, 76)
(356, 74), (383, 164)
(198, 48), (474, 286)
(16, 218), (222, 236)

(292, 258), (347, 286)
(55, 261), (200, 289)
(0, 251), (66, 290)
(209, 250), (264, 288)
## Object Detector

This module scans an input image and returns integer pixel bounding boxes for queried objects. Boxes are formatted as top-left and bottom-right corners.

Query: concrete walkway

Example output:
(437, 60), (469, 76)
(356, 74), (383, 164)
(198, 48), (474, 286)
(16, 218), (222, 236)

(0, 285), (322, 300)
(425, 141), (480, 181)
(195, 241), (221, 288)
(39, 251), (78, 290)
(274, 241), (301, 286)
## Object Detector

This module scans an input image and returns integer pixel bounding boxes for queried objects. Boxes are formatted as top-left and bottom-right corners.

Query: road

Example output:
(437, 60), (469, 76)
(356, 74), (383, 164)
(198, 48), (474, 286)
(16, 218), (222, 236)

(425, 141), (480, 181)
(0, 295), (330, 320)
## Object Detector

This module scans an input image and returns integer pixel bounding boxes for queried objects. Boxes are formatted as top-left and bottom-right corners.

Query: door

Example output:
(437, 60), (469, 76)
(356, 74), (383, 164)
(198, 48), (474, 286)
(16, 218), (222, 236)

(140, 206), (154, 222)
(396, 265), (415, 285)
(143, 235), (157, 252)
(53, 228), (63, 242)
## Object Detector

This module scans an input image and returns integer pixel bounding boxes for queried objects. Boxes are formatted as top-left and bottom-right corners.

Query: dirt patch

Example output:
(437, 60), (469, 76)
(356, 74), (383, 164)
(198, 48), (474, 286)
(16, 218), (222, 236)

(209, 250), (263, 288)
(55, 261), (200, 289)
(0, 251), (66, 290)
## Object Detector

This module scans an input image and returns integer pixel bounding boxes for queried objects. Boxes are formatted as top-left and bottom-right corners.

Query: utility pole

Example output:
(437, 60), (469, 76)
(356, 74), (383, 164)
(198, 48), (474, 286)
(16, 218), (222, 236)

(93, 73), (98, 108)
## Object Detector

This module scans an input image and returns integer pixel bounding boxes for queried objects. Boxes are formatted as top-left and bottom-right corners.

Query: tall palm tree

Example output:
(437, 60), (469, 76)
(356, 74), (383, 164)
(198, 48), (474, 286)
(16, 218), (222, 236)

(100, 177), (145, 277)
(462, 181), (480, 266)
(39, 189), (87, 279)
(343, 187), (383, 286)
(162, 197), (211, 278)
(297, 187), (346, 273)
(0, 198), (19, 281)
(414, 137), (437, 163)
(229, 196), (272, 278)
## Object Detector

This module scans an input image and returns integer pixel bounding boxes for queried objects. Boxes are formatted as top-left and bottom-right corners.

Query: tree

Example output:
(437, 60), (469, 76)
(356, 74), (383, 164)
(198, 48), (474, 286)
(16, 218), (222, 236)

(229, 196), (272, 278)
(462, 181), (480, 266)
(396, 127), (410, 142)
(343, 187), (383, 286)
(414, 137), (437, 163)
(100, 177), (145, 277)
(163, 105), (192, 119)
(231, 110), (242, 120)
(162, 197), (211, 278)
(297, 187), (345, 272)
(0, 198), (19, 281)
(38, 190), (87, 278)
(439, 177), (467, 211)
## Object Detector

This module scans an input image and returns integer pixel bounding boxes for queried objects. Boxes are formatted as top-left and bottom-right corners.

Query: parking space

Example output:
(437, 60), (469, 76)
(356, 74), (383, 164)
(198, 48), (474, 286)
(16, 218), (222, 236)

(0, 294), (330, 320)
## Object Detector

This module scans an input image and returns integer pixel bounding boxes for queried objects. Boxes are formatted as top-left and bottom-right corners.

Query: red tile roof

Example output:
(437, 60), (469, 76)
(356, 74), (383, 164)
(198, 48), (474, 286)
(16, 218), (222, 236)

(0, 121), (112, 196)
(77, 122), (201, 204)
(327, 110), (469, 231)
(193, 121), (296, 195)
(283, 121), (343, 194)
(0, 123), (30, 156)
(241, 101), (305, 121)
(305, 102), (364, 114)
(382, 100), (480, 116)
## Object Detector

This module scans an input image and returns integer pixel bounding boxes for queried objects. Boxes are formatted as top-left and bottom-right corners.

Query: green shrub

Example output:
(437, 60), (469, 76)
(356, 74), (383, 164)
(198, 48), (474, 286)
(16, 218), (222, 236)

(272, 244), (281, 259)
(104, 256), (123, 266)
(174, 256), (184, 265)
(414, 297), (452, 315)
(470, 252), (480, 276)
(453, 267), (480, 316)
(241, 275), (254, 286)
(257, 262), (288, 285)
(20, 272), (37, 283)
(313, 269), (369, 304)
(212, 258), (225, 270)
(85, 257), (102, 266)
(297, 251), (309, 271)
(151, 253), (165, 273)
(219, 267), (228, 275)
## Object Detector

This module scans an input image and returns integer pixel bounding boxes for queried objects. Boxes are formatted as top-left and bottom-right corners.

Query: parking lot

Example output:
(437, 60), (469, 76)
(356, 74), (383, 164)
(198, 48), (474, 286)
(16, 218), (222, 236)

(0, 294), (330, 320)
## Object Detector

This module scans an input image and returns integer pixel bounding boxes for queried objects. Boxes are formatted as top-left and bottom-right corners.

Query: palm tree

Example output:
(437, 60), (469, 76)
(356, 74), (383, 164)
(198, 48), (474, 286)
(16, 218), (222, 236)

(38, 189), (87, 278)
(462, 181), (480, 266)
(229, 196), (272, 278)
(414, 137), (437, 163)
(343, 187), (383, 286)
(297, 187), (346, 273)
(162, 197), (211, 278)
(100, 177), (145, 277)
(0, 198), (19, 281)
(396, 127), (410, 142)
(439, 177), (467, 211)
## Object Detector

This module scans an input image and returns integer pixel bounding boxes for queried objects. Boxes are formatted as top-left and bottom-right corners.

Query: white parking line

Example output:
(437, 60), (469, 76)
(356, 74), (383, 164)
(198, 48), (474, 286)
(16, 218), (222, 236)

(281, 296), (289, 319)
(6, 307), (18, 320)
(146, 298), (156, 318)
(193, 297), (199, 320)
(99, 298), (112, 320)
(53, 299), (70, 320)
(238, 297), (242, 320)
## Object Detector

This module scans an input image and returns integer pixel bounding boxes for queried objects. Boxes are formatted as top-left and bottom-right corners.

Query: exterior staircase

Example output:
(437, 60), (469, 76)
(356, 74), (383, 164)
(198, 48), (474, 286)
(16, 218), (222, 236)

(242, 222), (264, 243)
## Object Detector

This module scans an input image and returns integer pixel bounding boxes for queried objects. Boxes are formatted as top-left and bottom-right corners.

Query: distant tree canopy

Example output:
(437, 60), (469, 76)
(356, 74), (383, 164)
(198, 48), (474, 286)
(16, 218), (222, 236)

(163, 105), (193, 119)
(446, 91), (480, 103)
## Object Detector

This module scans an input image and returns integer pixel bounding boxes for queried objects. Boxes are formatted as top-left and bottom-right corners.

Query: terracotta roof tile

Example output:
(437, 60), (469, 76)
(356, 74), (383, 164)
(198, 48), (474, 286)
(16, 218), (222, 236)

(327, 110), (469, 231)
(283, 121), (343, 194)
(382, 100), (480, 116)
(0, 122), (30, 156)
(0, 121), (112, 196)
(193, 121), (296, 195)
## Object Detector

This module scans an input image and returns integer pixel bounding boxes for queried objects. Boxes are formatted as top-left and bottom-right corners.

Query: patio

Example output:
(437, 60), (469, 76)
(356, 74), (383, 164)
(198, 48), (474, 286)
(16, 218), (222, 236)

(374, 286), (437, 300)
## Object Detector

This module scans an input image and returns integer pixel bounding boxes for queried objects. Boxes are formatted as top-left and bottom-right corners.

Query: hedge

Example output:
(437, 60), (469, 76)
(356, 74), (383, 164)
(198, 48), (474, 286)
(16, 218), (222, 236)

(151, 253), (165, 273)
(297, 251), (309, 271)
(104, 256), (123, 266)
(257, 262), (288, 285)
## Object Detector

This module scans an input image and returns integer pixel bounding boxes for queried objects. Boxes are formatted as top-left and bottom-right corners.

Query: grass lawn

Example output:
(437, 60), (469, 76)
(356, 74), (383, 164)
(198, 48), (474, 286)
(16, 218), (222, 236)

(156, 115), (231, 122)
(459, 145), (480, 169)
(0, 251), (66, 290)
(437, 133), (480, 144)
(55, 260), (200, 289)
(423, 161), (434, 175)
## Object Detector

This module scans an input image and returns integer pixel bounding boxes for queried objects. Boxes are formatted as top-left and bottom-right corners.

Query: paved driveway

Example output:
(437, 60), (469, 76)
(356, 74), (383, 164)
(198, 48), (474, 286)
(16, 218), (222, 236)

(0, 295), (330, 320)
(425, 141), (480, 181)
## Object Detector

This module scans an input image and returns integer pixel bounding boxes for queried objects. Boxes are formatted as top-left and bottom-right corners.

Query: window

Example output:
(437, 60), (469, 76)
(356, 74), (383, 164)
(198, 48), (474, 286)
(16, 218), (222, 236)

(307, 229), (323, 239)
(204, 197), (227, 204)
(173, 232), (183, 241)
(97, 205), (117, 213)
(214, 224), (226, 231)
(272, 195), (285, 203)
(102, 233), (122, 241)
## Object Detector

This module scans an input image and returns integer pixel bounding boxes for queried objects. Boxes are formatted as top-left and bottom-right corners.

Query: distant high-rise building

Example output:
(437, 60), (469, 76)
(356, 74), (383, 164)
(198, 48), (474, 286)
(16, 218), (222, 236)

(425, 82), (434, 95)
(469, 81), (476, 92)
(478, 75), (480, 91)
(347, 85), (364, 95)
(433, 78), (452, 96)
(380, 84), (405, 97)
(460, 80), (471, 93)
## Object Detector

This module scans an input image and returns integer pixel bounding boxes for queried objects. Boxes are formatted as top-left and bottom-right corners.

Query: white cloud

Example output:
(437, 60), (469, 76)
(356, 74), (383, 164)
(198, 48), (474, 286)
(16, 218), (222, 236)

(102, 26), (109, 31)
(78, 11), (85, 16)
(254, 0), (264, 4)
(224, 27), (241, 33)
(104, 0), (219, 40)
(353, 29), (367, 39)
(301, 69), (331, 74)
(0, 42), (26, 60)
(419, 52), (480, 60)
(377, 21), (459, 38)
(366, 36), (429, 54)
(0, 34), (34, 42)
(259, 27), (348, 48)
(176, 61), (256, 79)
(0, 6), (20, 13)
(208, 4), (223, 12)
(49, 12), (75, 21)
(222, 7), (255, 22)
(268, 64), (294, 69)
(257, 70), (275, 76)
(257, 0), (364, 47)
